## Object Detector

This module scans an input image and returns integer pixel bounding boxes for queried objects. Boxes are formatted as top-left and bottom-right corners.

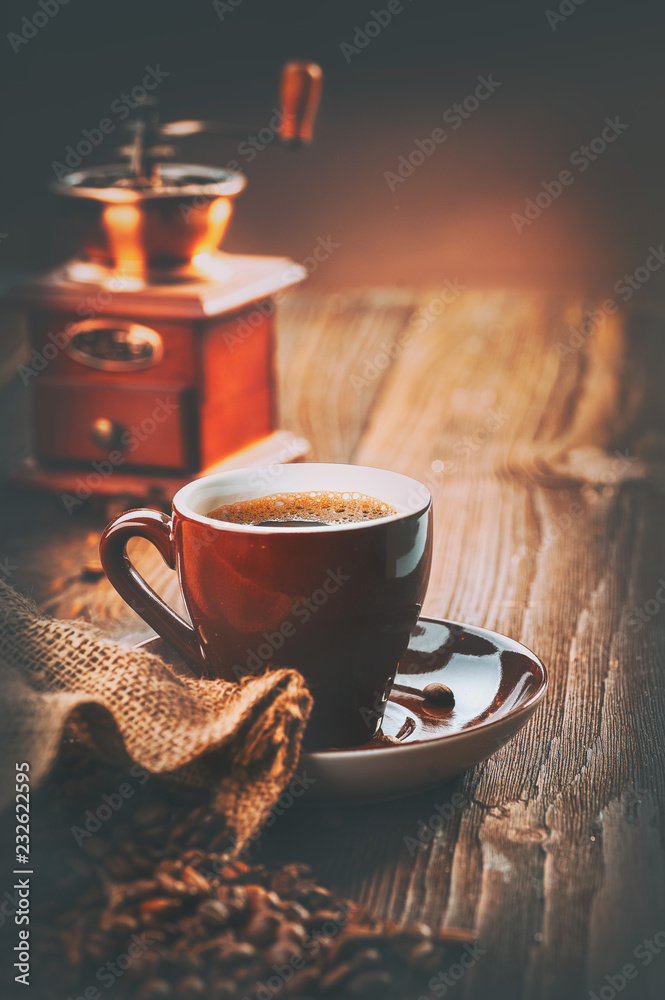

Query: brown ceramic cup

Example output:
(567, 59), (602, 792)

(99, 463), (432, 749)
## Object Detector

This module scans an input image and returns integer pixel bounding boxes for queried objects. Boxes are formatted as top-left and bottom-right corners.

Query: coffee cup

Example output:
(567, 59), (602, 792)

(99, 463), (432, 749)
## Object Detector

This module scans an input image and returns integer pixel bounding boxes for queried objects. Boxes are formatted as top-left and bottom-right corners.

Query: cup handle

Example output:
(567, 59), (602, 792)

(99, 508), (202, 667)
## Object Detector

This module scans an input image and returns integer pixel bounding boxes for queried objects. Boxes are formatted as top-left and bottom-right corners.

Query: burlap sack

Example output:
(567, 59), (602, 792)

(0, 581), (312, 852)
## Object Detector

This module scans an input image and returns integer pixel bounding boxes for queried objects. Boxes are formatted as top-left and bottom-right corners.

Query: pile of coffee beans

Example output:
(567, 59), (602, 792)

(11, 742), (476, 1000)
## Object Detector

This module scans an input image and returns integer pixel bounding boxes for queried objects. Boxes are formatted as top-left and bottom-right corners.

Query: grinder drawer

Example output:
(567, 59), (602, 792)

(33, 380), (197, 470)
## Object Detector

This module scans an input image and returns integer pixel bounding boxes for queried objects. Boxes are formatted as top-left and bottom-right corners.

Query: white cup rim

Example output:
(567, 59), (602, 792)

(173, 463), (431, 533)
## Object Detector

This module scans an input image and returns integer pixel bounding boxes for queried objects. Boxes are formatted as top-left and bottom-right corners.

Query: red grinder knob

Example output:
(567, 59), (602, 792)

(279, 61), (323, 148)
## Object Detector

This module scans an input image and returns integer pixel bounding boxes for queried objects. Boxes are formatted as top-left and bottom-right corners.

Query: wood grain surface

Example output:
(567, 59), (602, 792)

(2, 287), (665, 999)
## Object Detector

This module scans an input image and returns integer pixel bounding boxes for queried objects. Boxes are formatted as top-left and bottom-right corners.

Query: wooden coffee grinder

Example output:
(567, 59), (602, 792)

(8, 61), (322, 504)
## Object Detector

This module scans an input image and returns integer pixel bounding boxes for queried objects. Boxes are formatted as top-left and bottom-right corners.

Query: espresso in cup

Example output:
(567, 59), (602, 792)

(100, 464), (432, 749)
(207, 490), (398, 527)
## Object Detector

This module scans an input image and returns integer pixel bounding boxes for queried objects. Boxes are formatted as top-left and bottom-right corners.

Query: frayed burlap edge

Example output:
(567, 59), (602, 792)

(0, 582), (312, 852)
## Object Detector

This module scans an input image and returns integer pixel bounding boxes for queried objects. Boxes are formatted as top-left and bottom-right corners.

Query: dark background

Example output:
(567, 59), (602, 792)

(1, 0), (664, 294)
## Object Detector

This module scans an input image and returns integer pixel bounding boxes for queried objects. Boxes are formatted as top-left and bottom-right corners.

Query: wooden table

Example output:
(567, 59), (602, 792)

(3, 287), (665, 999)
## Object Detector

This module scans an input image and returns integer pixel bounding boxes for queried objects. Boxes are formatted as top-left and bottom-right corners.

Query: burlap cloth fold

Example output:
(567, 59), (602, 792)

(0, 581), (312, 852)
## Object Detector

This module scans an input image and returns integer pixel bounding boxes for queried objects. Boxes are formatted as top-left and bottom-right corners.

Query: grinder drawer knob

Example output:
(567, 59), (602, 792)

(89, 418), (126, 452)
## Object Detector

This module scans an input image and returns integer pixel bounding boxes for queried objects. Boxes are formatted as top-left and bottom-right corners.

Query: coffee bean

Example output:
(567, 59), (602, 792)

(277, 920), (308, 945)
(137, 979), (172, 999)
(243, 912), (281, 946)
(270, 868), (298, 896)
(422, 682), (455, 706)
(139, 897), (183, 925)
(319, 961), (353, 991)
(155, 873), (194, 897)
(216, 885), (249, 925)
(209, 830), (232, 852)
(26, 747), (478, 1000)
(407, 939), (439, 971)
(197, 899), (231, 928)
(435, 926), (479, 944)
(296, 884), (333, 909)
(303, 908), (344, 931)
(209, 979), (238, 999)
(122, 879), (161, 901)
(99, 910), (139, 935)
(181, 866), (212, 893)
(124, 950), (162, 979)
(175, 975), (206, 999)
(349, 947), (382, 971)
(218, 941), (257, 966)
(137, 980), (173, 999)
(282, 901), (310, 924)
(333, 930), (388, 962)
(263, 940), (303, 967)
(397, 921), (432, 942)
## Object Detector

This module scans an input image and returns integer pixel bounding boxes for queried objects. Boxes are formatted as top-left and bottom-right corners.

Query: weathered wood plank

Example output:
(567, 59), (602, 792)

(262, 291), (665, 1000)
(276, 287), (416, 463)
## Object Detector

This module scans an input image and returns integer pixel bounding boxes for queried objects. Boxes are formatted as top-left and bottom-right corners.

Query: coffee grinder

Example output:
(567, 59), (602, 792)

(7, 61), (322, 504)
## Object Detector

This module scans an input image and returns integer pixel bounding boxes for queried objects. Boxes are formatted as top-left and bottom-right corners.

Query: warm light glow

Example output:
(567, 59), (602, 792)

(102, 203), (144, 277)
(67, 261), (105, 283)
(191, 251), (234, 282)
(191, 197), (232, 260)
(81, 186), (142, 203)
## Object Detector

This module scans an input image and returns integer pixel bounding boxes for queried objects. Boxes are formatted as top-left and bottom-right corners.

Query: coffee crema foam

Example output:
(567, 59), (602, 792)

(207, 490), (399, 525)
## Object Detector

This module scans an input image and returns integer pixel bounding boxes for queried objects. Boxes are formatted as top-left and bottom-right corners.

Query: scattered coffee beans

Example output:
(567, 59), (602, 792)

(5, 742), (475, 999)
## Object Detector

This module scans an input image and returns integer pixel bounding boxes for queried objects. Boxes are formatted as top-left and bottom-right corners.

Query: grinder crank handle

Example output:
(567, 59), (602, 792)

(279, 61), (323, 148)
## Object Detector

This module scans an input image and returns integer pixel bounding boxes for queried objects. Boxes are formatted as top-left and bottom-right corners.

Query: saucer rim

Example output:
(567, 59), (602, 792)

(305, 616), (548, 761)
(136, 616), (548, 761)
